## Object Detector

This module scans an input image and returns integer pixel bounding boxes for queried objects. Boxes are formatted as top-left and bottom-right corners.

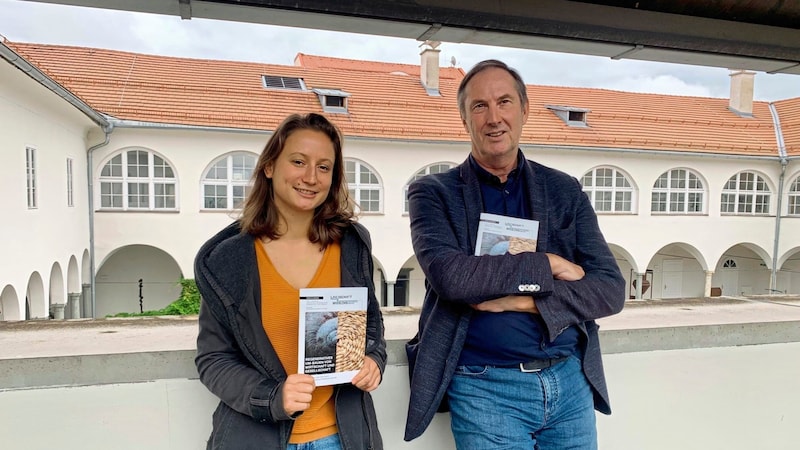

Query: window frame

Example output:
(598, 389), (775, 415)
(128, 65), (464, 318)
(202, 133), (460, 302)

(312, 88), (350, 114)
(200, 152), (258, 211)
(546, 105), (590, 128)
(651, 168), (706, 215)
(580, 166), (636, 214)
(26, 147), (37, 209)
(97, 148), (178, 212)
(344, 158), (383, 214)
(720, 171), (772, 216)
(66, 157), (74, 207)
(403, 162), (457, 213)
(787, 174), (800, 216)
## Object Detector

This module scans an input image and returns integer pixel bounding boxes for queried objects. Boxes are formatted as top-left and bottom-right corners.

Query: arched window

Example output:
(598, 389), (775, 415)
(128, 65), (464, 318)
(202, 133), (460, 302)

(99, 149), (177, 210)
(201, 152), (257, 210)
(721, 171), (771, 215)
(788, 175), (800, 216)
(723, 259), (737, 268)
(651, 168), (705, 214)
(404, 162), (456, 213)
(345, 158), (382, 213)
(580, 167), (634, 213)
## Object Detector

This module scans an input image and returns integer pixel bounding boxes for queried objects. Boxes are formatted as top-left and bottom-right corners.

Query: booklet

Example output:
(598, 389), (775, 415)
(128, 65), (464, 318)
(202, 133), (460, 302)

(474, 212), (540, 256)
(298, 287), (368, 386)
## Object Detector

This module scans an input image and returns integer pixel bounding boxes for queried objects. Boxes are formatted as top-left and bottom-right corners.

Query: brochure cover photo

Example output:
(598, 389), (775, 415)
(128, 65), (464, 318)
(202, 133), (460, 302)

(474, 212), (540, 256)
(298, 287), (368, 386)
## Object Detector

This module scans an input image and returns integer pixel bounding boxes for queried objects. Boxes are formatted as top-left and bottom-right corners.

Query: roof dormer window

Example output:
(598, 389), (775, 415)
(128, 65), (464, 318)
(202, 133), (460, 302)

(262, 75), (305, 90)
(568, 110), (586, 122)
(313, 88), (350, 114)
(547, 105), (590, 128)
(325, 96), (345, 109)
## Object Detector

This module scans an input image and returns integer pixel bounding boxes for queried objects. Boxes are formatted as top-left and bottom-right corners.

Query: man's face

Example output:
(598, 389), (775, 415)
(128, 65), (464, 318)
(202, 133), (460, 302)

(461, 67), (529, 169)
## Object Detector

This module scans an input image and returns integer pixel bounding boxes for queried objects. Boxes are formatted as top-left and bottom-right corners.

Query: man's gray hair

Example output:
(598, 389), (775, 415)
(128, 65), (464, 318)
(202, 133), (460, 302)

(457, 59), (528, 119)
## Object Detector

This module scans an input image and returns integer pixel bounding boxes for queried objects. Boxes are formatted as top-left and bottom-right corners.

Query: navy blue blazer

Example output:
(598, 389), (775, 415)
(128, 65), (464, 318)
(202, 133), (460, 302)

(404, 154), (625, 441)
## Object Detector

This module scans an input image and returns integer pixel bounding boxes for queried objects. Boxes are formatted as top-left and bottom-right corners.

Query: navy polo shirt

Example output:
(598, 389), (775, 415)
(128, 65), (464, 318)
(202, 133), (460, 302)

(458, 152), (579, 366)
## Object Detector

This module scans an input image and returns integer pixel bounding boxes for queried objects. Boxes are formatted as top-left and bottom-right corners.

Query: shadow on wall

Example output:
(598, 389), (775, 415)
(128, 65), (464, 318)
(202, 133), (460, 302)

(96, 245), (183, 317)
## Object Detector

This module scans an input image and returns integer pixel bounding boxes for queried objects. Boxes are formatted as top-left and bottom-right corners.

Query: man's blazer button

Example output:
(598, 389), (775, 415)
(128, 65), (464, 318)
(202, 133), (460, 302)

(518, 284), (526, 292)
(532, 284), (541, 292)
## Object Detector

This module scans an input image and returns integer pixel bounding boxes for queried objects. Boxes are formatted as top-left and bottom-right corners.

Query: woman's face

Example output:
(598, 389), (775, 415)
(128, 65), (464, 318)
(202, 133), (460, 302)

(265, 129), (336, 219)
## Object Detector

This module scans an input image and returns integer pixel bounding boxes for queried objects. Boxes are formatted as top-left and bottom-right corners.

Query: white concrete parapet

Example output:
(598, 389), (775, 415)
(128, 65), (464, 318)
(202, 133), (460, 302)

(2, 322), (800, 449)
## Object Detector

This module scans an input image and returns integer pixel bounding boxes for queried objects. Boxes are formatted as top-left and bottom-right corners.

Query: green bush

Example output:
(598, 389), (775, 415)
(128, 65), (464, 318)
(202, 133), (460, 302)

(108, 278), (200, 317)
(161, 278), (200, 315)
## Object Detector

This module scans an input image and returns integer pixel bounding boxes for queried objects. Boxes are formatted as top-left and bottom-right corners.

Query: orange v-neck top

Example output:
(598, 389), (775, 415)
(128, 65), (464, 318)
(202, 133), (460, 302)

(255, 240), (341, 444)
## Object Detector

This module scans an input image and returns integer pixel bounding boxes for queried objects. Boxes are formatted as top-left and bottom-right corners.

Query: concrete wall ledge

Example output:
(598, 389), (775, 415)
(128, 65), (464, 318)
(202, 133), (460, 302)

(3, 320), (800, 391)
(600, 319), (800, 353)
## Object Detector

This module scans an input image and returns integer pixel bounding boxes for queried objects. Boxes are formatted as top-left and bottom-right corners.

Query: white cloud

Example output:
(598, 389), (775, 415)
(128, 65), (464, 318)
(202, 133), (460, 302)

(605, 74), (715, 98)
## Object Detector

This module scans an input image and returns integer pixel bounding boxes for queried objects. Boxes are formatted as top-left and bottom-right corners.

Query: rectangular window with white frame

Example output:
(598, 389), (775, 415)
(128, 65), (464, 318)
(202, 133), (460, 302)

(66, 157), (74, 207)
(26, 147), (37, 209)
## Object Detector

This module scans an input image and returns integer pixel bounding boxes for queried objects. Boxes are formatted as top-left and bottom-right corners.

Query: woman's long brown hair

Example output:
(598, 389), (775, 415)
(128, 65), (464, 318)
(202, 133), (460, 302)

(239, 113), (354, 247)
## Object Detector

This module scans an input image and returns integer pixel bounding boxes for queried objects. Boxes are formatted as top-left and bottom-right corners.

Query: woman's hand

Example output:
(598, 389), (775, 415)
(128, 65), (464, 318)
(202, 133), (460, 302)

(351, 356), (381, 392)
(282, 373), (316, 416)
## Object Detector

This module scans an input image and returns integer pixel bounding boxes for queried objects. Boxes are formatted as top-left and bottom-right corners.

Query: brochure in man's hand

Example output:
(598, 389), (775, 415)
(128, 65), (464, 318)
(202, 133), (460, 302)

(298, 287), (367, 386)
(474, 212), (540, 256)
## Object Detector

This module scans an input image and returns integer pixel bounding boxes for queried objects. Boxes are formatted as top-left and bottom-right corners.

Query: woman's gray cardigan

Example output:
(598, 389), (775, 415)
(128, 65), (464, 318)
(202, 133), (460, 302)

(194, 221), (386, 450)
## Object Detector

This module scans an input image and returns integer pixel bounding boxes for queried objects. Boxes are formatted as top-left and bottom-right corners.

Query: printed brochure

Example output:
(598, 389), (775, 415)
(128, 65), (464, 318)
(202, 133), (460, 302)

(474, 212), (539, 256)
(298, 287), (367, 386)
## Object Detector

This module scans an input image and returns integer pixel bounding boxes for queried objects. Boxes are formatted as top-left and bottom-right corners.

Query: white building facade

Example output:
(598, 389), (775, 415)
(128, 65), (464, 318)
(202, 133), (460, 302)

(1, 39), (799, 320)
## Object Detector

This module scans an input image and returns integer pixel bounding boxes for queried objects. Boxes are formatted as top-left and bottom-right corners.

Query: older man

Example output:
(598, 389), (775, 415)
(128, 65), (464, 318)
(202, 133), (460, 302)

(404, 60), (625, 449)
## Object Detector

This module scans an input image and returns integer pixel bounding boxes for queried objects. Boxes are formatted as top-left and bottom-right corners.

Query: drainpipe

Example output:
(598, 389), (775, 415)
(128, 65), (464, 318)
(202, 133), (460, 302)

(768, 103), (788, 292)
(87, 124), (114, 318)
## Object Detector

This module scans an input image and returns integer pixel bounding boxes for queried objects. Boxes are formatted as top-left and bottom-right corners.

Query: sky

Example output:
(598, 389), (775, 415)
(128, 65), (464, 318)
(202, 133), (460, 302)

(1, 0), (799, 102)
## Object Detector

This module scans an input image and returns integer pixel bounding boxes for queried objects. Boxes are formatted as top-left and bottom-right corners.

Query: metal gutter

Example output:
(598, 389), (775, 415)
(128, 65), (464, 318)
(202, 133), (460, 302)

(107, 118), (272, 135)
(108, 121), (786, 164)
(286, 134), (787, 162)
(86, 125), (114, 318)
(10, 98), (777, 164)
(522, 144), (782, 161)
(768, 102), (789, 292)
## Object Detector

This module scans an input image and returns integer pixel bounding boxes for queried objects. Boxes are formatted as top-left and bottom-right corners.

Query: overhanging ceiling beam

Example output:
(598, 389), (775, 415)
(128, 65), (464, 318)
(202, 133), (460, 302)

(20, 0), (800, 74)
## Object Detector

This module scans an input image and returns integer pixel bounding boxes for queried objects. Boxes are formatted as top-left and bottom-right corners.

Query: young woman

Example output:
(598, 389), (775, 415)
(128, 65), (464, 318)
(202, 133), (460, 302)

(195, 113), (386, 450)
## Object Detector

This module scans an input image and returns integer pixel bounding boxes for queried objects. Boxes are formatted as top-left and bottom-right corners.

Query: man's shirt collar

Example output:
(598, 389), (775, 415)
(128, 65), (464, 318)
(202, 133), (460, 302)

(468, 150), (525, 187)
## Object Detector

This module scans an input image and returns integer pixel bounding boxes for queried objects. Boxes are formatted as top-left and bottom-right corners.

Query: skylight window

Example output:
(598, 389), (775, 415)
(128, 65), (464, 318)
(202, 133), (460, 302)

(313, 88), (350, 114)
(262, 75), (305, 90)
(547, 105), (590, 127)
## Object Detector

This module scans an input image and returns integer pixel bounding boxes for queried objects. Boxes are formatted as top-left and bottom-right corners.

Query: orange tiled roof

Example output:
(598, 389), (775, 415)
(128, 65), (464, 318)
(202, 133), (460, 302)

(6, 41), (790, 157)
(526, 85), (780, 157)
(294, 53), (466, 80)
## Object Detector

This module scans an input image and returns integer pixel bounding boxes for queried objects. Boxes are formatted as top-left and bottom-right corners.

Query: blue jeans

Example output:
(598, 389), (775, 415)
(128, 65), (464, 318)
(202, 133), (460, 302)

(287, 433), (342, 450)
(447, 355), (597, 450)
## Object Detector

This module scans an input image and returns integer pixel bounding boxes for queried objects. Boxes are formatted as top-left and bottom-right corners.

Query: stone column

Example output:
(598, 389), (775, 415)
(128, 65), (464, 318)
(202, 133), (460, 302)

(704, 271), (714, 297)
(50, 303), (65, 320)
(67, 292), (81, 319)
(386, 282), (396, 307)
(81, 283), (92, 318)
